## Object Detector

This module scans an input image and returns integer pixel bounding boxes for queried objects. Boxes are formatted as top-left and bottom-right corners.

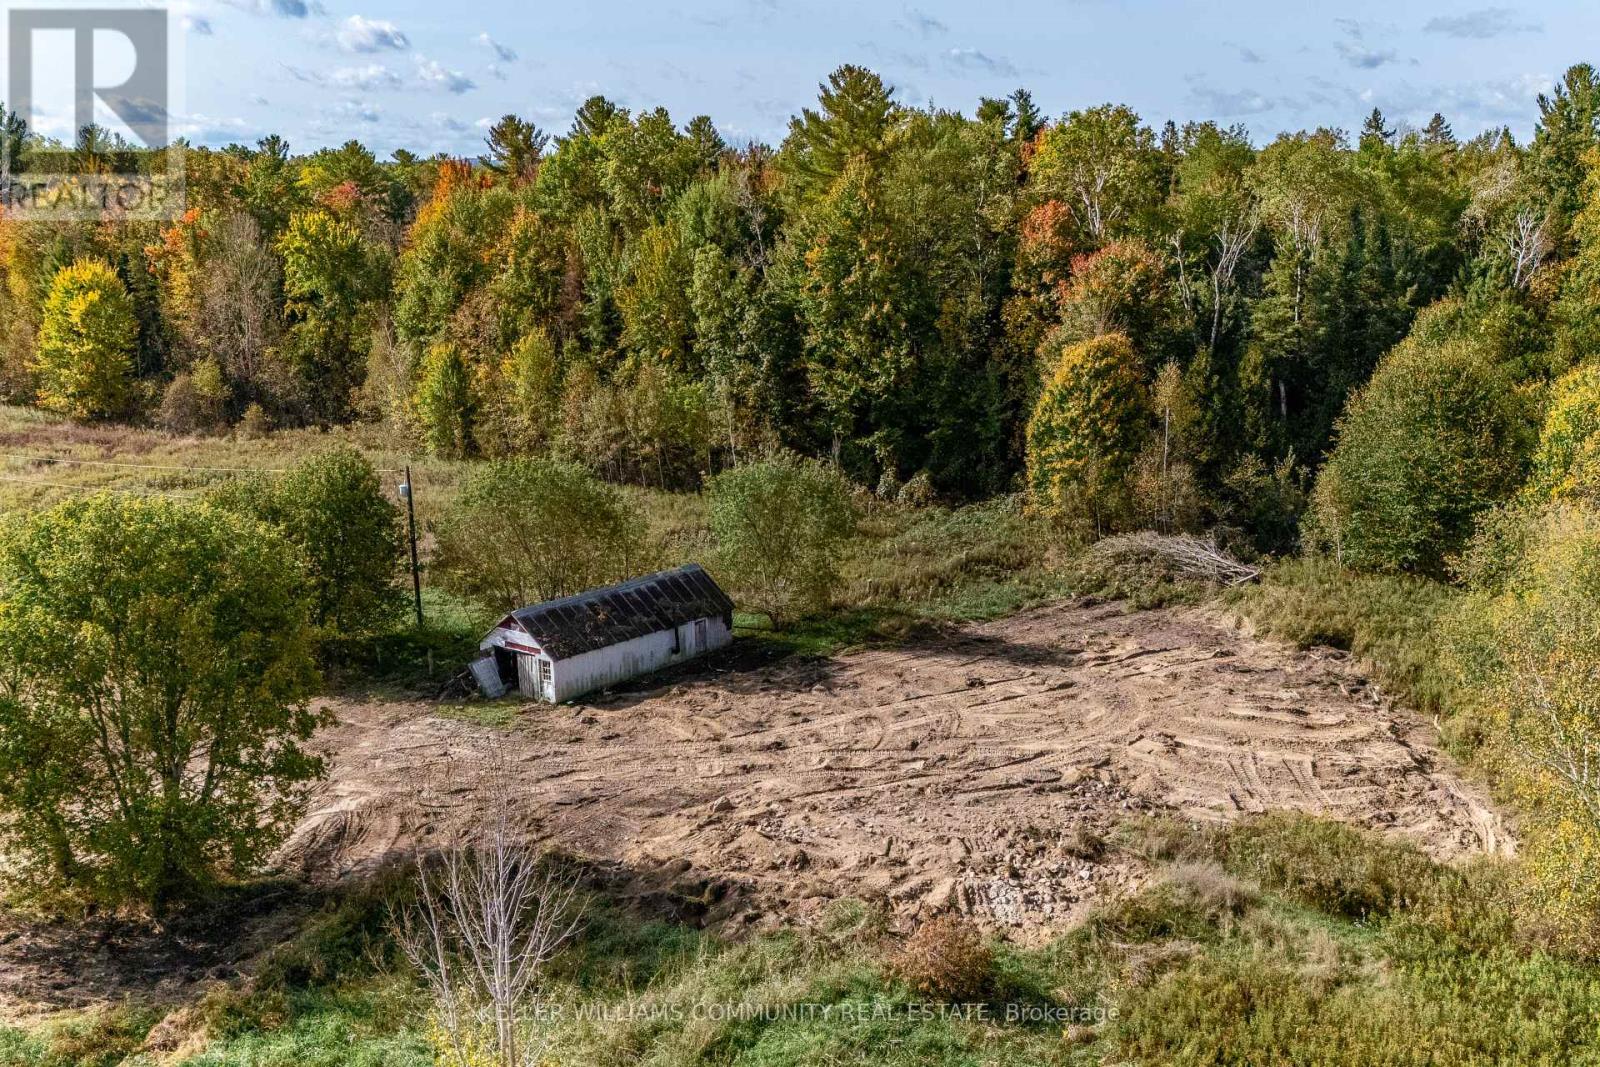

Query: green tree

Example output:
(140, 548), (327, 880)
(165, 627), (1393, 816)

(432, 458), (643, 612)
(1306, 336), (1534, 575)
(708, 452), (855, 626)
(600, 107), (699, 233)
(1531, 63), (1600, 235)
(0, 495), (320, 909)
(212, 447), (405, 638)
(779, 65), (897, 207)
(618, 222), (695, 368)
(414, 344), (476, 457)
(31, 258), (137, 420)
(278, 209), (384, 417)
(476, 328), (563, 457)
(1029, 104), (1162, 247)
(481, 114), (549, 184)
(394, 174), (518, 347)
(1026, 333), (1149, 532)
(1167, 122), (1260, 354)
(1553, 148), (1600, 363)
(1528, 360), (1600, 502)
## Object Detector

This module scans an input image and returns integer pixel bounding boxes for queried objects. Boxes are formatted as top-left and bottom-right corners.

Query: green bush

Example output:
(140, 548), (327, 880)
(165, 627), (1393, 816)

(1306, 335), (1534, 576)
(1529, 359), (1600, 502)
(432, 456), (644, 613)
(211, 446), (405, 639)
(709, 451), (855, 626)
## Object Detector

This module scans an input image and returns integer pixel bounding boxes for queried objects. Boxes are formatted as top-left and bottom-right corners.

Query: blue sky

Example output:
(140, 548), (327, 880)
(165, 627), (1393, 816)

(166, 0), (1590, 156)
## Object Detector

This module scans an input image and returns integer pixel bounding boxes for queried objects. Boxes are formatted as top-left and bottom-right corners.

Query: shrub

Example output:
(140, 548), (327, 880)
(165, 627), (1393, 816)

(159, 358), (229, 434)
(1025, 332), (1149, 532)
(159, 372), (205, 433)
(1443, 504), (1600, 954)
(0, 494), (320, 910)
(1128, 446), (1204, 534)
(30, 258), (138, 421)
(896, 470), (936, 508)
(239, 402), (273, 437)
(891, 915), (994, 1002)
(433, 457), (644, 613)
(1217, 452), (1308, 555)
(1088, 864), (1256, 944)
(211, 447), (405, 639)
(1306, 335), (1534, 576)
(1528, 359), (1600, 502)
(1219, 812), (1436, 920)
(709, 451), (856, 626)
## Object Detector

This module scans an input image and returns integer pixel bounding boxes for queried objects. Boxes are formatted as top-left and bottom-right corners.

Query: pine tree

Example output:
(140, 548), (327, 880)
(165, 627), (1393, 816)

(481, 114), (549, 183)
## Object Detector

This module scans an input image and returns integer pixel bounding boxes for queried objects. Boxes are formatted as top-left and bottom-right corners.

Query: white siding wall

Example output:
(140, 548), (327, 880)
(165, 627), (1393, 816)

(549, 615), (732, 703)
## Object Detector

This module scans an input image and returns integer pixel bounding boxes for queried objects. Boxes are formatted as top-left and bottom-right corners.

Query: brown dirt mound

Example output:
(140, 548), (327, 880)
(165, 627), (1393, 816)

(281, 600), (1507, 935)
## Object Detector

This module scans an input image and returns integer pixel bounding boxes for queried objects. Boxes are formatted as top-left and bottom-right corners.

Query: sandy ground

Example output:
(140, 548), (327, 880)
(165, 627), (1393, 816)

(0, 598), (1509, 1016)
(282, 599), (1507, 936)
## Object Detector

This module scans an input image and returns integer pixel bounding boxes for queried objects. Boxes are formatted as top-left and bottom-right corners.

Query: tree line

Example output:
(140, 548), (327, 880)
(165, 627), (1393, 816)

(3, 65), (1597, 541)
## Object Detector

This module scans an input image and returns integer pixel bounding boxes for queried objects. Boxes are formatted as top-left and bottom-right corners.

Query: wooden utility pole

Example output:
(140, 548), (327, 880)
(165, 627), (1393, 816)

(401, 465), (424, 629)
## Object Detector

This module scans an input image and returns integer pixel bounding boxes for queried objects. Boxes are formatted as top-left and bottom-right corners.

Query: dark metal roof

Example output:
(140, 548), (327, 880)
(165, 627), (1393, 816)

(503, 564), (734, 661)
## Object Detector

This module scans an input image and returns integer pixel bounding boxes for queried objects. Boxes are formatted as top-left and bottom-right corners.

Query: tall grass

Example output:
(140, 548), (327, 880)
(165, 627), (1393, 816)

(9, 815), (1600, 1066)
(1225, 555), (1459, 716)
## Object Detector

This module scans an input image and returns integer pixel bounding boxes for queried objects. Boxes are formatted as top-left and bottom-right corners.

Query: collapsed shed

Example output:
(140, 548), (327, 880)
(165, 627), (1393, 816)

(470, 563), (735, 702)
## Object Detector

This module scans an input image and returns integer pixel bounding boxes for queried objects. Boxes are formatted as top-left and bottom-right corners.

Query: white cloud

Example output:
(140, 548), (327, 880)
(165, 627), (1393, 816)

(943, 47), (1017, 77)
(338, 15), (409, 53)
(223, 0), (311, 19)
(1423, 8), (1541, 40)
(1334, 19), (1400, 69)
(415, 57), (476, 95)
(1369, 72), (1551, 127)
(899, 8), (947, 37)
(287, 53), (476, 95)
(1186, 76), (1276, 117)
(475, 32), (517, 63)
(327, 63), (405, 91)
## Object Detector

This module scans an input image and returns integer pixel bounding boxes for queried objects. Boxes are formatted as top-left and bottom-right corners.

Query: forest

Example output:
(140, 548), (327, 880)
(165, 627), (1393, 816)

(4, 63), (1590, 526)
(7, 58), (1600, 1065)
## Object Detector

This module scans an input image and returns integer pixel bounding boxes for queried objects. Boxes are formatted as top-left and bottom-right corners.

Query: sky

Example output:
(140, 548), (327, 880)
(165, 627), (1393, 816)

(131, 0), (1600, 155)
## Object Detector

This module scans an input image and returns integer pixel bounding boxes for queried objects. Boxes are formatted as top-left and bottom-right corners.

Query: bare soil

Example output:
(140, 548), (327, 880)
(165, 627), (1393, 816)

(282, 599), (1507, 936)
(0, 598), (1508, 1016)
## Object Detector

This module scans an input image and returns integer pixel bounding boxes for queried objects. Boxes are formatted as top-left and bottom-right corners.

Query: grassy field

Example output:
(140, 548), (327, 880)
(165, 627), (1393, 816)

(0, 405), (1070, 667)
(5, 815), (1600, 1066)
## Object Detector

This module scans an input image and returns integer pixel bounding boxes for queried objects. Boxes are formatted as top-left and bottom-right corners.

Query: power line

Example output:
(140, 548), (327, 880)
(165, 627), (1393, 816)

(0, 452), (408, 476)
(0, 452), (287, 474)
(0, 473), (191, 495)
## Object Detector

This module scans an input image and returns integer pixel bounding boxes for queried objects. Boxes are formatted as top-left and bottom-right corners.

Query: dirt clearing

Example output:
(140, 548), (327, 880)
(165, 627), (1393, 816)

(283, 599), (1506, 936)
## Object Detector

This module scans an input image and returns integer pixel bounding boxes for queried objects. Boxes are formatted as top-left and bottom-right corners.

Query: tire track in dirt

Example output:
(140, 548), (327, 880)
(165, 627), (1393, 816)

(281, 600), (1508, 935)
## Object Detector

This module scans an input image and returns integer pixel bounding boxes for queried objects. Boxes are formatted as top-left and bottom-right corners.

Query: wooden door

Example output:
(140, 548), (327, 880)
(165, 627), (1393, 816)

(517, 654), (542, 699)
